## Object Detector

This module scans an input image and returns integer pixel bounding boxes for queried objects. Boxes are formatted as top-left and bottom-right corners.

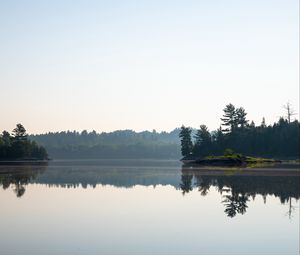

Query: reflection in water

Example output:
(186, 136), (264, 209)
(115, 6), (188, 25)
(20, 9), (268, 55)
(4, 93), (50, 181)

(181, 169), (300, 218)
(0, 162), (299, 218)
(0, 164), (47, 197)
(222, 193), (249, 218)
(180, 174), (193, 195)
(0, 162), (182, 195)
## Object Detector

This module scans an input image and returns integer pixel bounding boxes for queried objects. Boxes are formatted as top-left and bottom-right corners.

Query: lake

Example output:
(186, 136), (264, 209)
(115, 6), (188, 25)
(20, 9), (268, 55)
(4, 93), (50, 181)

(0, 160), (299, 255)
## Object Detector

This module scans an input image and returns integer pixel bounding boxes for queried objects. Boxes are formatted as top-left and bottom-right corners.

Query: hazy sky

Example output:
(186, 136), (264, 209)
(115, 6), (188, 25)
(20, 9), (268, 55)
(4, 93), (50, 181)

(0, 0), (299, 134)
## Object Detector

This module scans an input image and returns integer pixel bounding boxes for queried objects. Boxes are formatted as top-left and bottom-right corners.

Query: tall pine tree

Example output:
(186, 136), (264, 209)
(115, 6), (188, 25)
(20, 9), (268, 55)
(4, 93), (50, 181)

(179, 125), (193, 157)
(221, 103), (237, 132)
(193, 125), (212, 156)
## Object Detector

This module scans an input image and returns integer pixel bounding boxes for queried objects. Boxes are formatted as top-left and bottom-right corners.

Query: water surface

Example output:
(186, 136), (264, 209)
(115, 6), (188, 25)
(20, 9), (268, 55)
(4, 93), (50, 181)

(0, 160), (299, 255)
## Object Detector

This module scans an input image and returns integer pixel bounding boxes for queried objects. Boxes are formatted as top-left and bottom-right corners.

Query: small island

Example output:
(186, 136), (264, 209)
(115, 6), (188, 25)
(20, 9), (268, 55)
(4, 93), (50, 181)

(0, 124), (48, 162)
(182, 149), (279, 167)
(179, 103), (300, 167)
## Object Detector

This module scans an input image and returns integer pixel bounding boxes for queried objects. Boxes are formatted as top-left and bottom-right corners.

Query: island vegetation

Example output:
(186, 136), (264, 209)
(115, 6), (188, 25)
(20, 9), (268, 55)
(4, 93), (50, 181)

(0, 124), (48, 161)
(179, 103), (300, 165)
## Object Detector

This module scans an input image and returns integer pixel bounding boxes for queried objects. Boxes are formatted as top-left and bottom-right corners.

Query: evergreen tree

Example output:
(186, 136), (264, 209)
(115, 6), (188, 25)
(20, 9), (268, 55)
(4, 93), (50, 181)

(249, 121), (255, 128)
(0, 124), (48, 160)
(221, 103), (237, 132)
(179, 125), (193, 157)
(235, 107), (248, 128)
(2, 131), (11, 146)
(193, 125), (212, 156)
(180, 103), (300, 159)
(12, 124), (27, 141)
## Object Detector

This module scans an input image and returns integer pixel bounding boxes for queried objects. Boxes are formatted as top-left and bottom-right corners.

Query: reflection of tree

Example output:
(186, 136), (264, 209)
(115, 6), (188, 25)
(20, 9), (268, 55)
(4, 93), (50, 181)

(14, 184), (26, 197)
(194, 175), (211, 196)
(0, 164), (47, 198)
(222, 192), (249, 218)
(222, 195), (237, 218)
(286, 197), (296, 219)
(181, 169), (300, 218)
(180, 174), (193, 195)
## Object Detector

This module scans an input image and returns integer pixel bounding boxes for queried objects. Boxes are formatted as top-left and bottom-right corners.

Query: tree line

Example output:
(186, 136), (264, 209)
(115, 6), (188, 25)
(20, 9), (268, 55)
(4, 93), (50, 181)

(0, 124), (48, 160)
(179, 103), (300, 159)
(30, 129), (181, 159)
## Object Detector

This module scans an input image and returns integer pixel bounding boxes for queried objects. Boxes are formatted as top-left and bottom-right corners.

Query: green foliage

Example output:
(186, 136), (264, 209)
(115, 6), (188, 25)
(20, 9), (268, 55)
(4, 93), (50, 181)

(224, 148), (234, 157)
(245, 156), (275, 163)
(0, 124), (48, 160)
(181, 103), (300, 159)
(12, 124), (27, 141)
(30, 129), (181, 159)
(179, 126), (193, 157)
(204, 154), (241, 160)
(235, 107), (248, 128)
(194, 125), (212, 156)
(221, 103), (236, 132)
(221, 104), (249, 132)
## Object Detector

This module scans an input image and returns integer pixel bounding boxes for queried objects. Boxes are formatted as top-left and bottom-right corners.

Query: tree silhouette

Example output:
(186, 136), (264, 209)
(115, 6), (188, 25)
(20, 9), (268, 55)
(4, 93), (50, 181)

(180, 103), (300, 159)
(235, 107), (248, 128)
(221, 103), (236, 132)
(179, 125), (193, 157)
(0, 124), (48, 160)
(283, 102), (297, 123)
(194, 175), (211, 196)
(222, 192), (249, 217)
(193, 125), (212, 157)
(180, 174), (193, 195)
(12, 124), (27, 141)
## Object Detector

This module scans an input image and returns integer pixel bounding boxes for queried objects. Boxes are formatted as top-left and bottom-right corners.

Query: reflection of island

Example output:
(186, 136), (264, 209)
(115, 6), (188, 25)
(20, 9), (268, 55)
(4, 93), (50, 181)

(0, 164), (47, 197)
(0, 162), (299, 219)
(180, 169), (300, 218)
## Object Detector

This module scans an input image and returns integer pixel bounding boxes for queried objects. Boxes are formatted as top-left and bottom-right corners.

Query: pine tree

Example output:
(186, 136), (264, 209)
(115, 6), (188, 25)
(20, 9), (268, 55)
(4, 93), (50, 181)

(235, 107), (248, 128)
(221, 103), (237, 132)
(179, 125), (193, 157)
(194, 125), (212, 156)
(12, 124), (27, 141)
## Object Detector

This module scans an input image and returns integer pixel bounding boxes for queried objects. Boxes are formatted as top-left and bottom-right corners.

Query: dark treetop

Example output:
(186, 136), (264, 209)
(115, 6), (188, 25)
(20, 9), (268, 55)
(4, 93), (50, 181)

(180, 103), (300, 159)
(0, 124), (48, 160)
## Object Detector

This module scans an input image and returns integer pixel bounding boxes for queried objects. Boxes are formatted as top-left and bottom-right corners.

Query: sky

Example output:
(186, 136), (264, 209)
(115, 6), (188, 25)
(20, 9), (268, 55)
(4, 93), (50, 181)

(0, 0), (299, 134)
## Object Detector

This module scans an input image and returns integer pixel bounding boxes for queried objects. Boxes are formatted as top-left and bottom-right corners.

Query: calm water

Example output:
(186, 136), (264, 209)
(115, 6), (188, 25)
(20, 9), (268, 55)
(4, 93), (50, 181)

(0, 160), (299, 255)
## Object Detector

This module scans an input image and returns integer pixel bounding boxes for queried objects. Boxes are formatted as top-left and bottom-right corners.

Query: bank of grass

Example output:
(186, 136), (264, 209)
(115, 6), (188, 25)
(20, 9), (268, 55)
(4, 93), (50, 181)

(198, 149), (279, 167)
(204, 154), (276, 163)
(244, 156), (276, 163)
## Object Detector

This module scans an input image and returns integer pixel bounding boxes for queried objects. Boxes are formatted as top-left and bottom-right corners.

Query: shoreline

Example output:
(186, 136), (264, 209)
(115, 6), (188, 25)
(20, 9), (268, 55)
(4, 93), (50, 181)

(182, 162), (300, 176)
(0, 160), (49, 165)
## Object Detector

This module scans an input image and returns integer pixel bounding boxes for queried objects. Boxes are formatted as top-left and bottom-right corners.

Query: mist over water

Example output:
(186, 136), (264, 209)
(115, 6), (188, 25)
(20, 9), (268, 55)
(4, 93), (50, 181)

(0, 160), (299, 255)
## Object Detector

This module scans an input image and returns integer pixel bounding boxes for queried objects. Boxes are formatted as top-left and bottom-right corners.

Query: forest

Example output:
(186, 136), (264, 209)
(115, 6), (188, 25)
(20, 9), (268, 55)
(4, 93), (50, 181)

(30, 129), (181, 159)
(0, 124), (48, 160)
(180, 103), (300, 159)
(1, 103), (299, 160)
